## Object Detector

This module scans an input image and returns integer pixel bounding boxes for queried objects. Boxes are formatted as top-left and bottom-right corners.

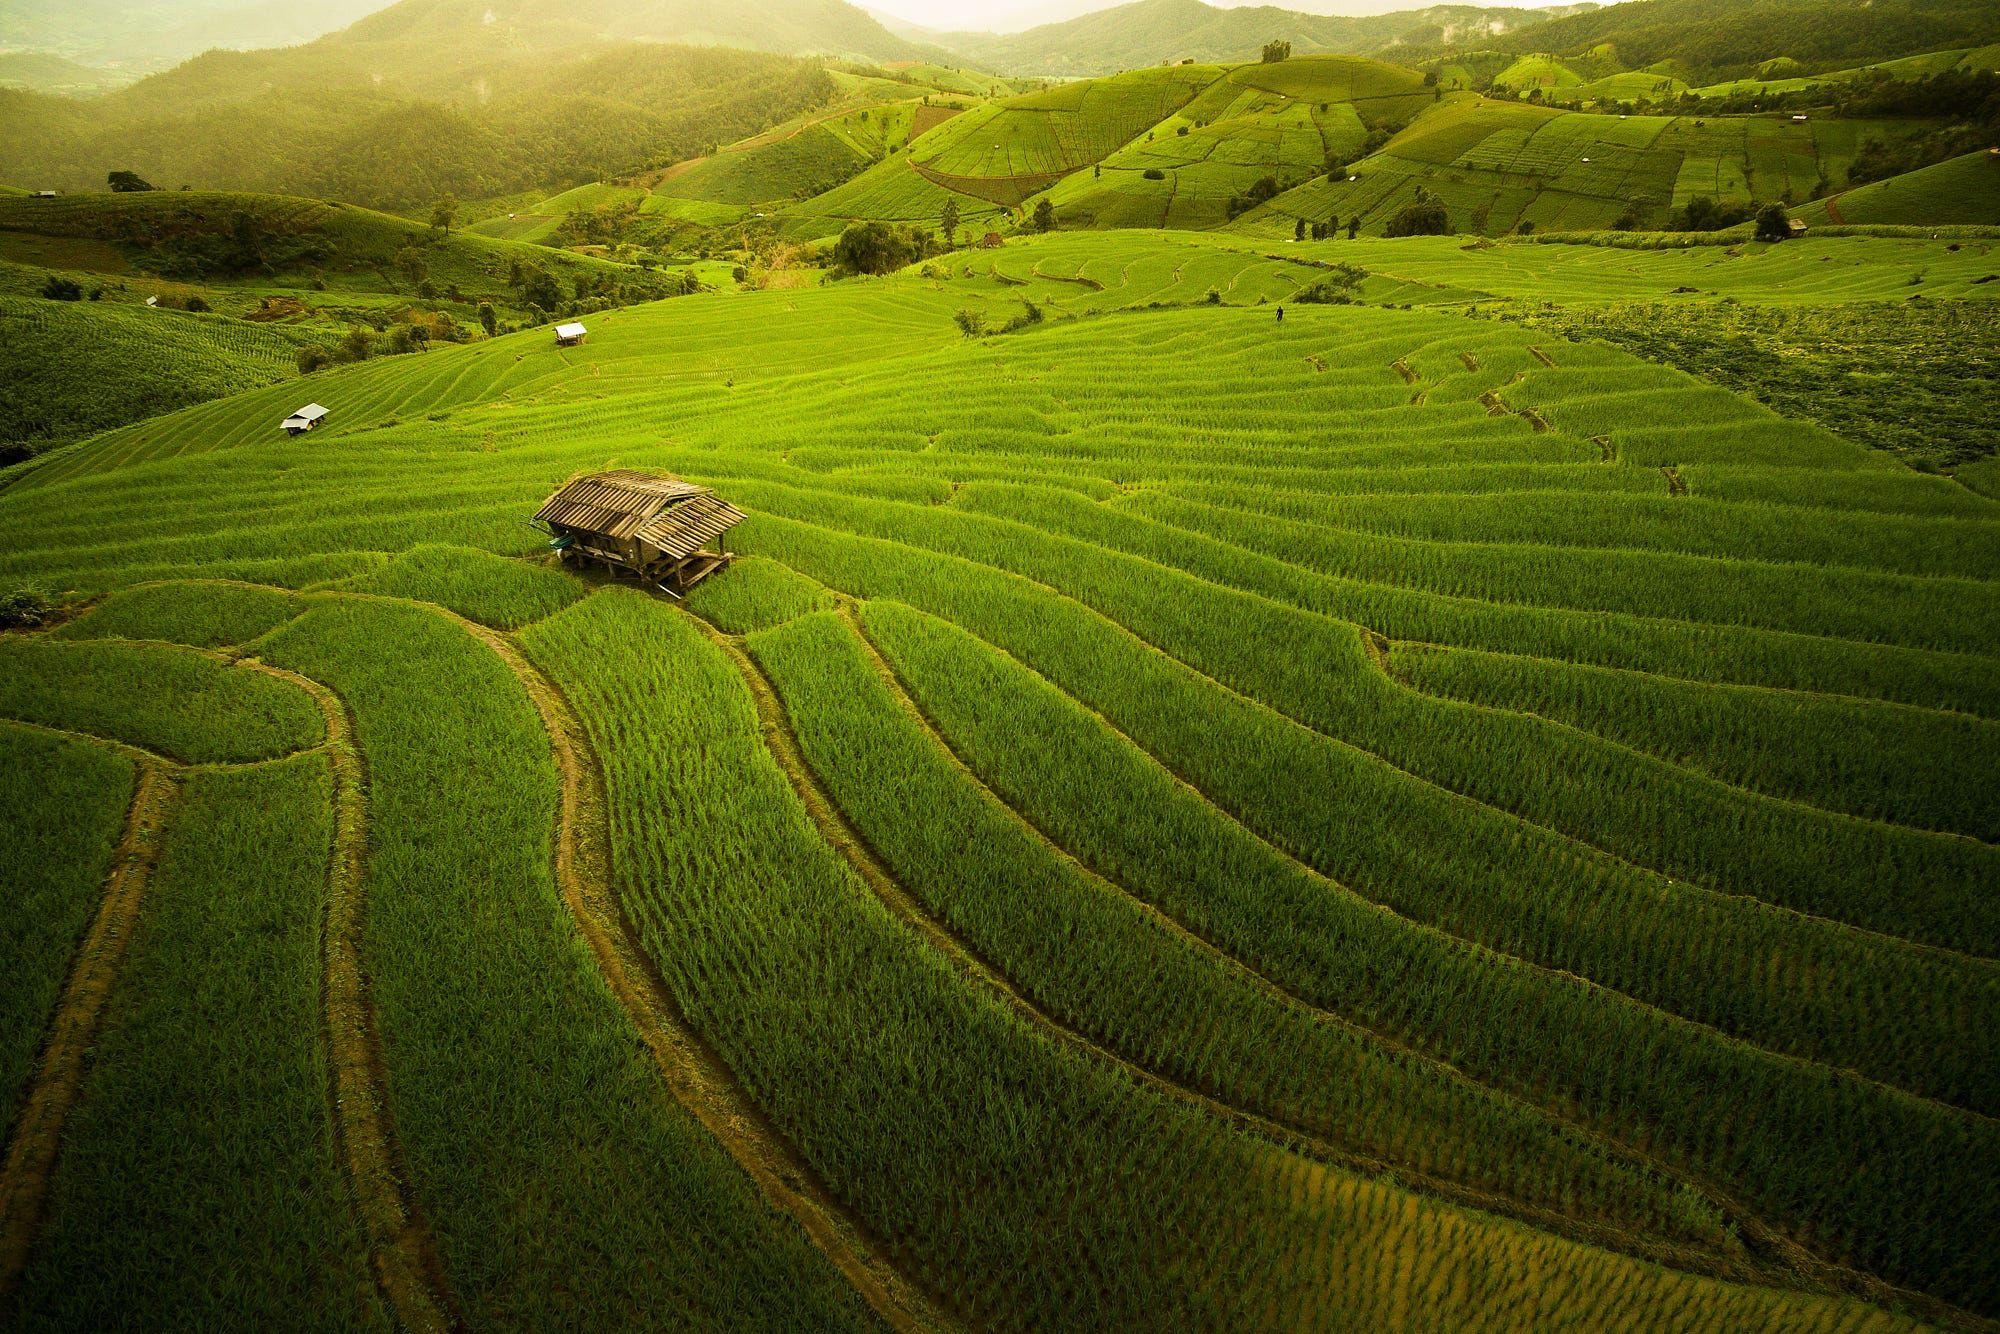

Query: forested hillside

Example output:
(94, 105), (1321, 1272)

(935, 0), (1591, 78)
(0, 43), (842, 210)
(1433, 0), (2000, 81)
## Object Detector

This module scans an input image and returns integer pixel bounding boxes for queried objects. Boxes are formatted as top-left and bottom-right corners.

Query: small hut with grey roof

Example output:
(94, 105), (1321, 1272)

(532, 469), (743, 596)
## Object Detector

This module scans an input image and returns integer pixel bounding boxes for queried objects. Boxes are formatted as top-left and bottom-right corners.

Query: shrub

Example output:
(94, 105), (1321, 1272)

(1142, 168), (1166, 181)
(183, 294), (210, 313)
(954, 309), (986, 338)
(297, 345), (332, 374)
(1000, 301), (1045, 333)
(1294, 263), (1368, 304)
(40, 277), (83, 301)
(0, 585), (55, 629)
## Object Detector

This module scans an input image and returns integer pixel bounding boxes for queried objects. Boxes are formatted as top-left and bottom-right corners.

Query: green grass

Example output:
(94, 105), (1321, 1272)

(0, 727), (132, 1137)
(1492, 54), (1587, 91)
(0, 636), (325, 763)
(8, 755), (387, 1332)
(766, 601), (1734, 1259)
(1798, 150), (2000, 227)
(1044, 58), (1428, 230)
(1489, 296), (2000, 467)
(1240, 97), (1945, 235)
(1, 226), (1994, 1325)
(335, 543), (585, 629)
(685, 554), (837, 633)
(528, 589), (1917, 1330)
(259, 596), (874, 1330)
(0, 294), (341, 460)
(56, 581), (299, 649)
(0, 192), (646, 312)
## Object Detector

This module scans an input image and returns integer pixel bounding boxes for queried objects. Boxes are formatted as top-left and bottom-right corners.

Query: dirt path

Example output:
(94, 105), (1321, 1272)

(0, 762), (177, 1296)
(0, 622), (454, 1327)
(273, 661), (460, 1334)
(445, 611), (953, 1334)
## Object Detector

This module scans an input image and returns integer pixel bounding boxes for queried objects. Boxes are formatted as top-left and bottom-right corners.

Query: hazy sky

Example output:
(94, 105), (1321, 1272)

(869, 0), (1583, 33)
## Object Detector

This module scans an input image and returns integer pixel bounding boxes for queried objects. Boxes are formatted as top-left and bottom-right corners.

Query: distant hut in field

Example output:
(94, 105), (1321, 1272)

(33, 190), (57, 199)
(532, 469), (743, 597)
(980, 232), (1004, 248)
(1786, 218), (1808, 238)
(555, 321), (588, 347)
(281, 403), (329, 435)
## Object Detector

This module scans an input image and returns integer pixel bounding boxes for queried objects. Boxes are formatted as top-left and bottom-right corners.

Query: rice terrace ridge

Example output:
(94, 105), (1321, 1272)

(0, 0), (1996, 1328)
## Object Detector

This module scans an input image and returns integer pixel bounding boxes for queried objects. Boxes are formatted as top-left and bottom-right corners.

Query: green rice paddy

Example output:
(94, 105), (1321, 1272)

(0, 221), (1993, 1328)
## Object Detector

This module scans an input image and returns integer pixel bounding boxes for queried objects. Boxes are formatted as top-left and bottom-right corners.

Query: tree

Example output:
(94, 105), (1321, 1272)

(337, 327), (373, 363)
(1755, 203), (1792, 241)
(953, 309), (985, 338)
(478, 301), (498, 337)
(939, 198), (960, 249)
(1422, 70), (1439, 87)
(1294, 217), (1307, 241)
(297, 344), (332, 374)
(395, 245), (429, 290)
(1032, 198), (1055, 233)
(430, 194), (458, 237)
(518, 266), (565, 313)
(1383, 186), (1449, 238)
(1346, 216), (1360, 239)
(231, 211), (265, 269)
(831, 220), (928, 276)
(1261, 39), (1292, 64)
(107, 170), (155, 193)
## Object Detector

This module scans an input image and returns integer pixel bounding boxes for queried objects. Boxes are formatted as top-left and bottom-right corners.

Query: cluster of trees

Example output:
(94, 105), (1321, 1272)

(1292, 262), (1368, 303)
(296, 312), (466, 374)
(1672, 195), (1754, 231)
(1225, 175), (1285, 220)
(1382, 185), (1451, 237)
(113, 207), (335, 280)
(1295, 216), (1362, 240)
(1842, 72), (2000, 184)
(1262, 40), (1293, 64)
(830, 221), (942, 276)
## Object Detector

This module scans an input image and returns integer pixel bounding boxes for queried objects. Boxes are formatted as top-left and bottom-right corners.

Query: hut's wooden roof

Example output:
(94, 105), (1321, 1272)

(535, 470), (743, 555)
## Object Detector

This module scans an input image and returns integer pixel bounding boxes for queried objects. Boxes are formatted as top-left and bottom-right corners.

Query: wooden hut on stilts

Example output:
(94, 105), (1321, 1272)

(532, 469), (743, 598)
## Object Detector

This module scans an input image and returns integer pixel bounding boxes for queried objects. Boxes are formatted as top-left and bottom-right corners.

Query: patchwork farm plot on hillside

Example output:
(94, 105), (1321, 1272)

(1, 223), (1995, 1331)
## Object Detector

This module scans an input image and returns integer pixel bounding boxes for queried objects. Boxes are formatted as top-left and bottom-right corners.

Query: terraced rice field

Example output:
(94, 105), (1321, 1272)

(1245, 96), (1940, 234)
(0, 230), (1994, 1330)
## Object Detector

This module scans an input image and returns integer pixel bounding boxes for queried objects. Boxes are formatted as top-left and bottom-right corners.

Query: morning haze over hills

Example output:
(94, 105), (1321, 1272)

(0, 0), (1996, 1329)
